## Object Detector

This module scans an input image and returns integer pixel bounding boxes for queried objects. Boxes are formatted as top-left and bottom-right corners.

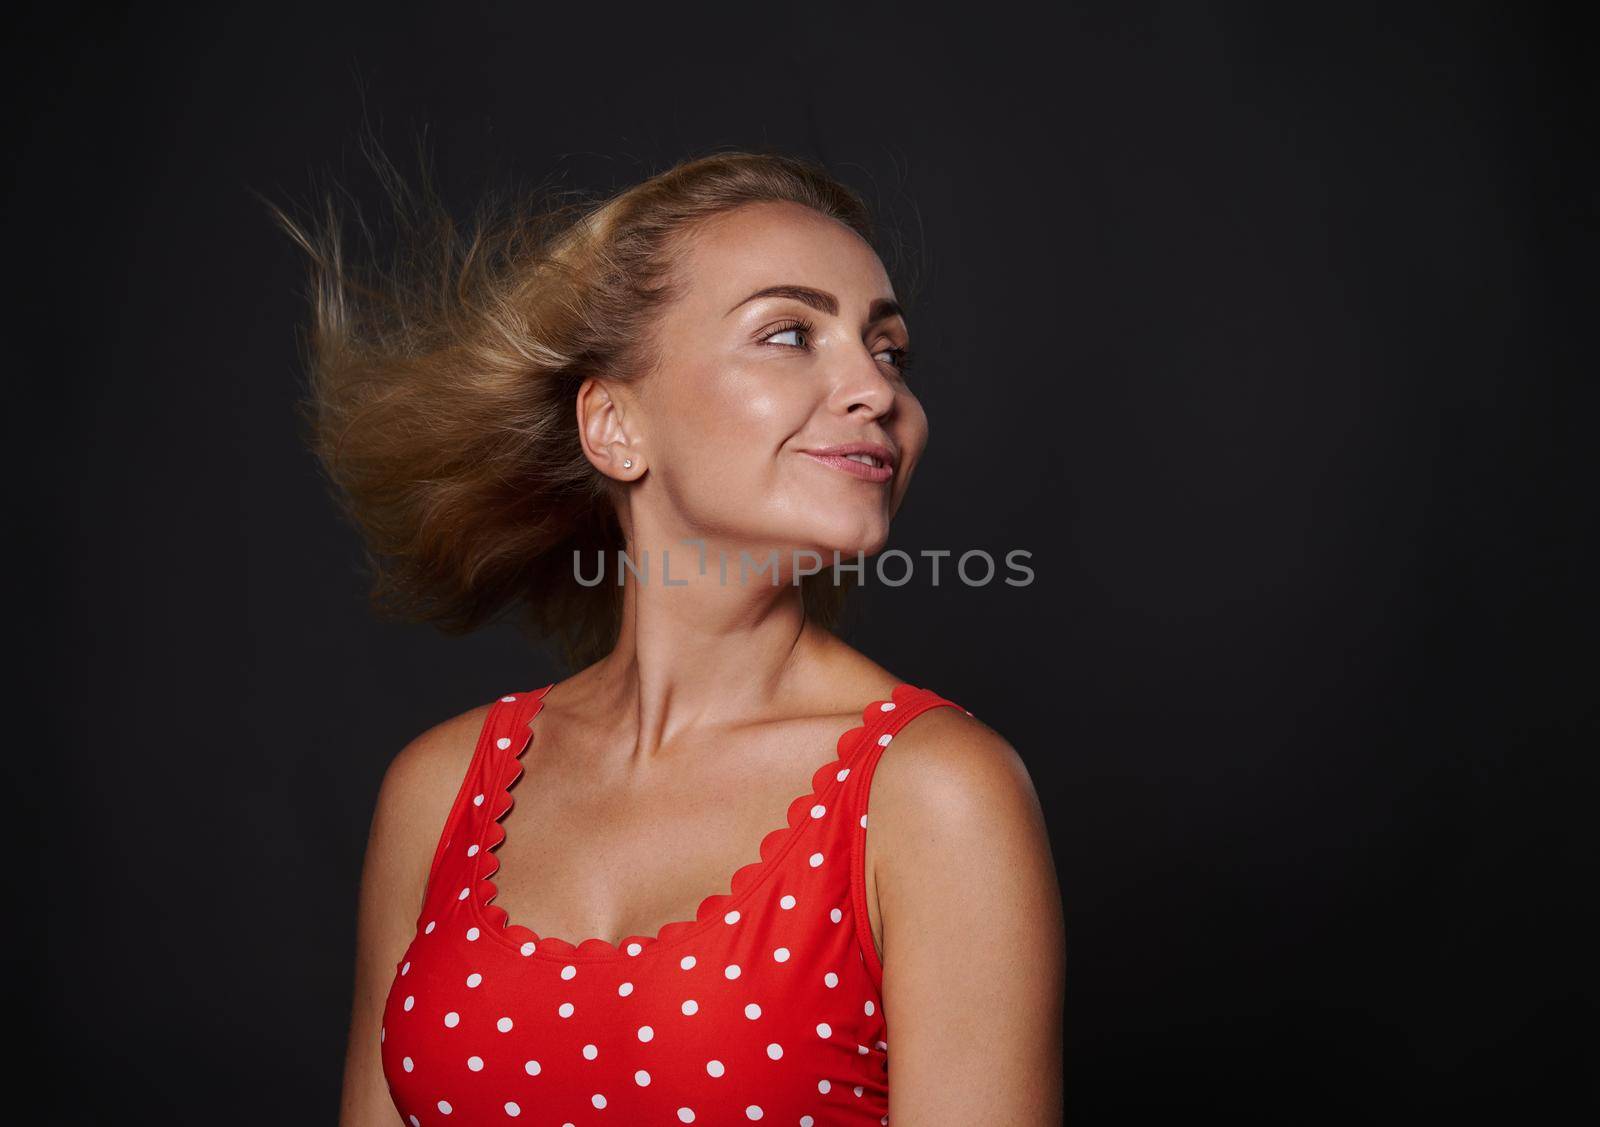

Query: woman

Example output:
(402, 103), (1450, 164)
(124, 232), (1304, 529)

(279, 151), (1064, 1125)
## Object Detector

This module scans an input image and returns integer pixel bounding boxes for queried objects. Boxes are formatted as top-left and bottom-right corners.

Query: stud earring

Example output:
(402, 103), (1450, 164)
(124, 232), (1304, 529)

(622, 459), (633, 469)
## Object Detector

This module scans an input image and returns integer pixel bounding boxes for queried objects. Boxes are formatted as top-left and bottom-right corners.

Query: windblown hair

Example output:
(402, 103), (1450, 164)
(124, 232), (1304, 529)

(270, 148), (882, 671)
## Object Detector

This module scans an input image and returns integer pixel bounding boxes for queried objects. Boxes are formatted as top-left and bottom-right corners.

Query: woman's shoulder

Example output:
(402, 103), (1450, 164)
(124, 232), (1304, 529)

(382, 699), (496, 801)
(352, 695), (508, 940)
(368, 697), (499, 860)
(868, 691), (1044, 859)
(866, 692), (1062, 963)
(876, 696), (1024, 792)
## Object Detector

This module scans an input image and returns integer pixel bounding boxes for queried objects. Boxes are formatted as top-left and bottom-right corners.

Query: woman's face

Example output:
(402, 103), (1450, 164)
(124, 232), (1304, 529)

(626, 200), (928, 567)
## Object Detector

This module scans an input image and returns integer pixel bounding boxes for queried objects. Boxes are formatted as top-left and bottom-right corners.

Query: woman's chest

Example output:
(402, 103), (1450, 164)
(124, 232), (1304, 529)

(491, 711), (867, 953)
(380, 899), (891, 1125)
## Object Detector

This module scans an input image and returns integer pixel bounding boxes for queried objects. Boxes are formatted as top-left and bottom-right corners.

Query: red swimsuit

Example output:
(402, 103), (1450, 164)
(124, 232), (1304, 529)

(379, 681), (968, 1125)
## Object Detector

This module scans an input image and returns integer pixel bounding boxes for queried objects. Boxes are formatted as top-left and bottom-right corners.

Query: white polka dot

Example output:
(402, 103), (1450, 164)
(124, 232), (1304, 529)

(766, 1042), (783, 1060)
(635, 1069), (651, 1086)
(467, 844), (479, 857)
(637, 1025), (654, 1042)
(468, 1055), (484, 1071)
(865, 999), (875, 1015)
(618, 982), (634, 997)
(410, 1117), (420, 1126)
(402, 1056), (414, 1072)
(745, 1106), (764, 1120)
(680, 954), (696, 970)
(810, 803), (826, 818)
(860, 814), (868, 828)
(706, 1059), (725, 1078)
(467, 927), (480, 941)
(682, 998), (699, 1015)
(458, 887), (470, 901)
(724, 964), (741, 980)
(381, 1026), (385, 1042)
(445, 1010), (462, 1027)
(400, 961), (410, 976)
(678, 1110), (696, 1123)
(836, 767), (850, 782)
(466, 972), (482, 988)
(474, 793), (485, 806)
(824, 972), (839, 988)
(880, 701), (896, 712)
(773, 947), (790, 962)
(816, 1022), (832, 1038)
(779, 895), (796, 909)
(744, 1003), (761, 1019)
(425, 920), (436, 934)
(591, 1094), (607, 1109)
(802, 1119), (814, 1127)
(403, 995), (415, 1011)
(561, 964), (577, 980)
(857, 1042), (869, 1054)
(830, 907), (843, 923)
(501, 695), (517, 702)
(504, 1102), (521, 1117)
(854, 1085), (865, 1097)
(558, 1002), (574, 1018)
(496, 737), (511, 750)
(497, 1016), (514, 1032)
(583, 1044), (598, 1060)
(875, 1039), (888, 1050)
(524, 1060), (541, 1076)
(520, 941), (536, 956)
(437, 1100), (453, 1115)
(627, 942), (643, 956)
(818, 1079), (832, 1094)
(808, 852), (824, 867)
(724, 910), (741, 925)
(877, 733), (893, 746)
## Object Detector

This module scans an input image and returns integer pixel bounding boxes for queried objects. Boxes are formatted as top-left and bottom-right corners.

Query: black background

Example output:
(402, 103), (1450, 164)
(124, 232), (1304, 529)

(24, 2), (1594, 1121)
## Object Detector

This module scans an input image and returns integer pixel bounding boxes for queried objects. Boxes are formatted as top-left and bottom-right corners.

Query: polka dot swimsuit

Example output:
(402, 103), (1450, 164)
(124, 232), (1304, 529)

(379, 682), (969, 1125)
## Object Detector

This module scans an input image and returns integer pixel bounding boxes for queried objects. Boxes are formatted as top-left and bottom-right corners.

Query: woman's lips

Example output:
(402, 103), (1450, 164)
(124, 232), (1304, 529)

(801, 451), (894, 483)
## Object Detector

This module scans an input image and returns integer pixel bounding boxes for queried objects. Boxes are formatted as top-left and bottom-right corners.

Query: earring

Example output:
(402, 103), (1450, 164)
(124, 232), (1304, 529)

(622, 459), (633, 469)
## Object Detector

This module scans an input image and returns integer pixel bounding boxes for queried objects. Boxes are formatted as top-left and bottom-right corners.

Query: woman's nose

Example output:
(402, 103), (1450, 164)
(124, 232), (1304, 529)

(830, 345), (898, 417)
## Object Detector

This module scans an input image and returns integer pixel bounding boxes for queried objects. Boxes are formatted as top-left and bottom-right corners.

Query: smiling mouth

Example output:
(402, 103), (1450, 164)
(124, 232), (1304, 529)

(801, 451), (895, 483)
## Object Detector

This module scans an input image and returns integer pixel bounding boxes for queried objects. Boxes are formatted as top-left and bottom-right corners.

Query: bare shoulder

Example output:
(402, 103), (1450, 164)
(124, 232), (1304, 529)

(354, 698), (497, 984)
(367, 700), (497, 900)
(867, 702), (1063, 968)
(871, 704), (1047, 841)
(376, 701), (494, 827)
(866, 703), (1065, 1123)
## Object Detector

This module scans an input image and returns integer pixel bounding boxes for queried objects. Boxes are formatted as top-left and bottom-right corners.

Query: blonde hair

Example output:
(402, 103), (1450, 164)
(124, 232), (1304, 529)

(270, 148), (885, 671)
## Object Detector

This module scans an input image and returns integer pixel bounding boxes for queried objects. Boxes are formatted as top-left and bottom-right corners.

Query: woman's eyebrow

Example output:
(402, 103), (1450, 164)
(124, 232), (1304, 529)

(725, 284), (904, 326)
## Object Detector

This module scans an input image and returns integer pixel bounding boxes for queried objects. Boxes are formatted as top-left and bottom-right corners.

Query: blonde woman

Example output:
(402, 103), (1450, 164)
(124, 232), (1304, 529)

(278, 151), (1065, 1125)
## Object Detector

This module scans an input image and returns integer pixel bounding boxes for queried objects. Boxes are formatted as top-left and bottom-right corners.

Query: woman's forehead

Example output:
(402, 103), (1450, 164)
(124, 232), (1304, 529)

(674, 202), (892, 314)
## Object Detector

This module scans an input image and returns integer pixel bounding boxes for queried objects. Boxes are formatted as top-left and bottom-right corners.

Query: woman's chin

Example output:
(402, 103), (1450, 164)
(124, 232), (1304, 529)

(796, 526), (891, 563)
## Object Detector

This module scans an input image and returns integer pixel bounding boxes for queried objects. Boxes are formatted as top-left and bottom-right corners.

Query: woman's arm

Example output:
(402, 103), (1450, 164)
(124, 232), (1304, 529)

(337, 707), (488, 1126)
(870, 708), (1066, 1125)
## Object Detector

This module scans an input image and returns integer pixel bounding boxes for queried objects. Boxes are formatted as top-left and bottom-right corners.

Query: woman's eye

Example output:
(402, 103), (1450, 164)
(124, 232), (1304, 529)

(767, 327), (806, 348)
(875, 346), (912, 372)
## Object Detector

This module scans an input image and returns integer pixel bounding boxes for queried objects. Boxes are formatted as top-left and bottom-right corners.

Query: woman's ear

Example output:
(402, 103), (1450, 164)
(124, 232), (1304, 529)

(576, 376), (646, 481)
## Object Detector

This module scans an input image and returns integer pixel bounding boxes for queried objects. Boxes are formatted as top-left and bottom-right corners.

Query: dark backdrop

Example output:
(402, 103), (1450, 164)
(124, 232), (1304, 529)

(24, 2), (1593, 1122)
